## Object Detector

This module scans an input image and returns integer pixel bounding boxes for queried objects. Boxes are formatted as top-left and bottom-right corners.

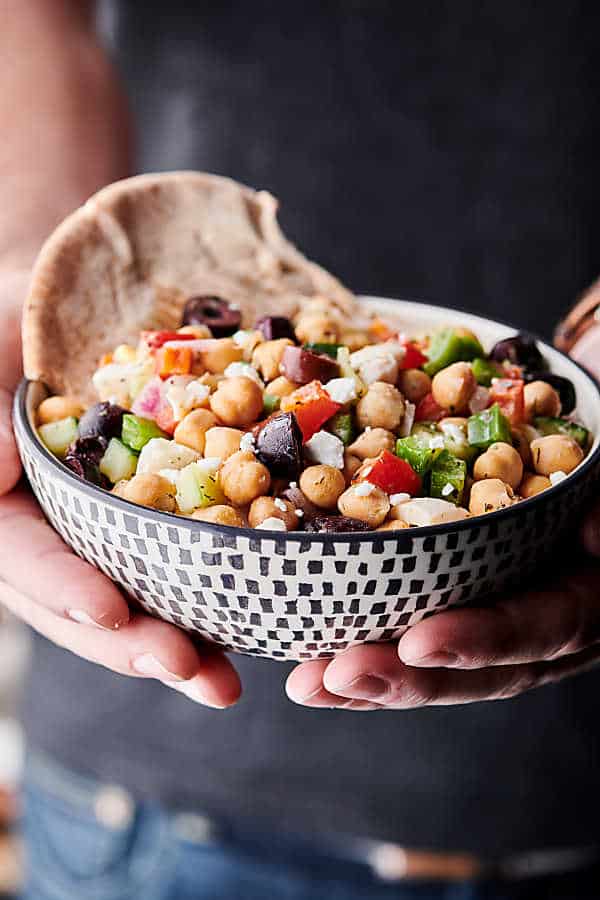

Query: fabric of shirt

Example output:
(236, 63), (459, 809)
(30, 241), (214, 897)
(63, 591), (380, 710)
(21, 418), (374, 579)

(22, 1), (600, 855)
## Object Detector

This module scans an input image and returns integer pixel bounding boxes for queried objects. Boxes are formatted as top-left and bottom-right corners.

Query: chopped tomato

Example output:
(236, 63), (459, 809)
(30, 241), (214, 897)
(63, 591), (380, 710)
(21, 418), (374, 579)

(154, 402), (177, 435)
(156, 346), (193, 378)
(142, 330), (197, 351)
(358, 450), (421, 496)
(398, 340), (428, 370)
(489, 378), (525, 425)
(414, 392), (447, 422)
(280, 380), (341, 442)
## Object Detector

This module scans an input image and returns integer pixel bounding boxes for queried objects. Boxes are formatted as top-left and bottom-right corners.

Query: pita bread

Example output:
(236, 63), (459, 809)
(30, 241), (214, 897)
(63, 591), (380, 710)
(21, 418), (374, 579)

(23, 171), (356, 401)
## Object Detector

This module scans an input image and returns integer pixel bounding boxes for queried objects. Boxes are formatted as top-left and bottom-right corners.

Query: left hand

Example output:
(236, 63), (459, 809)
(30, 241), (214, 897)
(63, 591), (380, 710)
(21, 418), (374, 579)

(287, 507), (600, 709)
(288, 324), (600, 711)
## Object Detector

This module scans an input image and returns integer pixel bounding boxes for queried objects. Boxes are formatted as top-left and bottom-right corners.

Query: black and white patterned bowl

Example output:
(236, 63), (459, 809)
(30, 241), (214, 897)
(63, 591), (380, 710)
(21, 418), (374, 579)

(14, 298), (600, 661)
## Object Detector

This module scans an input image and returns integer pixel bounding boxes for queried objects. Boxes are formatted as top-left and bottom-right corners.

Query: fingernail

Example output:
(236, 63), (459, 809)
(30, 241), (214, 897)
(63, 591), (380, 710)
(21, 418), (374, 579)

(166, 680), (228, 709)
(132, 653), (185, 682)
(67, 609), (115, 631)
(327, 675), (390, 700)
(291, 686), (324, 704)
(403, 651), (459, 667)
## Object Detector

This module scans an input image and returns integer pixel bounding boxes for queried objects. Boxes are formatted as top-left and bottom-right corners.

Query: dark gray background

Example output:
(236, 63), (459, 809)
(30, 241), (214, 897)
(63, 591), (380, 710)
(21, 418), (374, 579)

(24, 1), (600, 854)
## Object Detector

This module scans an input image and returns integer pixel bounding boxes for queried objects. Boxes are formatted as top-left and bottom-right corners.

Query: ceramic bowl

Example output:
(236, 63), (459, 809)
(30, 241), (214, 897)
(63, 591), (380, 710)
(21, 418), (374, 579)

(14, 298), (600, 661)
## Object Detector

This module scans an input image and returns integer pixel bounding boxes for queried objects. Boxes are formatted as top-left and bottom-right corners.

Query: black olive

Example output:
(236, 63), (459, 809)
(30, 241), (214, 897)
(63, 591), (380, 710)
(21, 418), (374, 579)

(524, 371), (577, 415)
(255, 315), (297, 342)
(182, 295), (241, 337)
(305, 515), (371, 533)
(78, 402), (126, 442)
(64, 437), (110, 488)
(489, 332), (546, 371)
(255, 412), (303, 479)
(280, 485), (320, 522)
(280, 345), (339, 384)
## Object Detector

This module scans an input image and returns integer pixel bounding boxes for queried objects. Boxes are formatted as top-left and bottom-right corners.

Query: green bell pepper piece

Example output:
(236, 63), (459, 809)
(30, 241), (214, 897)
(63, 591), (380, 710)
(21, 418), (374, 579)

(467, 403), (512, 449)
(533, 416), (590, 448)
(429, 450), (467, 505)
(263, 393), (280, 415)
(471, 357), (501, 387)
(328, 411), (356, 446)
(424, 328), (485, 377)
(304, 342), (344, 359)
(396, 434), (444, 477)
(121, 414), (167, 451)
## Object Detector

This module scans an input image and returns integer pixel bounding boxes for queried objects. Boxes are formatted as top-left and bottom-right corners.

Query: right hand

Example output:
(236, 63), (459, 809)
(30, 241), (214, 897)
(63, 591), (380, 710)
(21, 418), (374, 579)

(0, 269), (241, 708)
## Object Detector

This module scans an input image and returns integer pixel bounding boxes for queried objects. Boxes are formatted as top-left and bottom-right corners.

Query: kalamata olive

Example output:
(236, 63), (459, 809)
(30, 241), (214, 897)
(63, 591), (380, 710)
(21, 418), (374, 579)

(305, 515), (371, 533)
(280, 484), (320, 522)
(489, 333), (546, 371)
(524, 371), (576, 415)
(64, 437), (110, 488)
(255, 315), (297, 342)
(78, 402), (126, 442)
(255, 412), (303, 479)
(182, 295), (241, 337)
(280, 345), (339, 385)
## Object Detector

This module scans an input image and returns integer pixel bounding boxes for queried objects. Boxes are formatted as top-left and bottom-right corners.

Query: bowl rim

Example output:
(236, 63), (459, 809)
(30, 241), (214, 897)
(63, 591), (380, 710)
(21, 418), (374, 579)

(15, 295), (600, 543)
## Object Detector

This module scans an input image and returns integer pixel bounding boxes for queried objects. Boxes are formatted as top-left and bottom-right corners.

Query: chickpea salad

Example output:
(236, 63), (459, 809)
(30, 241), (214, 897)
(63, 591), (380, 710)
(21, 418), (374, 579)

(36, 296), (592, 533)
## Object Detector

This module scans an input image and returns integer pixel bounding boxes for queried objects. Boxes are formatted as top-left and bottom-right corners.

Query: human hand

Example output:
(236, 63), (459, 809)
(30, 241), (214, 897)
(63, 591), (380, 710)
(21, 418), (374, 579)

(0, 270), (241, 709)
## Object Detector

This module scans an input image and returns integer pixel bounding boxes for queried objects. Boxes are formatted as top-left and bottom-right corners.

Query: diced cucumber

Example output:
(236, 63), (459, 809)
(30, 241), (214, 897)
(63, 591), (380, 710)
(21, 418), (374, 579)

(100, 438), (138, 483)
(533, 416), (590, 448)
(38, 417), (79, 458)
(176, 462), (226, 514)
(429, 450), (467, 505)
(328, 411), (355, 446)
(122, 414), (167, 451)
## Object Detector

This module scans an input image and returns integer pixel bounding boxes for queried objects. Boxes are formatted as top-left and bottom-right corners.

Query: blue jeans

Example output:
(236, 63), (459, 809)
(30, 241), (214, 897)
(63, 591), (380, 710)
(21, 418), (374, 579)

(20, 754), (600, 900)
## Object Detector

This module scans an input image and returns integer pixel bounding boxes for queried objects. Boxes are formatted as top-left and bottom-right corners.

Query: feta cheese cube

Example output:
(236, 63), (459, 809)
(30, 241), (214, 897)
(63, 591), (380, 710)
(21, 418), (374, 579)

(239, 432), (257, 453)
(389, 492), (411, 506)
(549, 470), (567, 486)
(325, 377), (358, 405)
(224, 362), (264, 386)
(304, 431), (345, 469)
(354, 481), (376, 496)
(257, 516), (287, 531)
(137, 438), (200, 475)
(395, 498), (470, 526)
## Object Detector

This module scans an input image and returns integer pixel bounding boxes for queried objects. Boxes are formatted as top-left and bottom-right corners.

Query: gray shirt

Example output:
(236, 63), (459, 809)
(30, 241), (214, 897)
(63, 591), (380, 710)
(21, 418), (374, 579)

(23, 1), (600, 854)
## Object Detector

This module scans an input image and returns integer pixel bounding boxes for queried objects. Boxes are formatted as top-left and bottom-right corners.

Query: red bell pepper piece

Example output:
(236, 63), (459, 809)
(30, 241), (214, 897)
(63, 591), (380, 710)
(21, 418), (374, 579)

(142, 330), (197, 351)
(398, 340), (428, 370)
(489, 378), (525, 425)
(156, 346), (193, 378)
(359, 450), (421, 496)
(280, 380), (341, 442)
(414, 392), (447, 422)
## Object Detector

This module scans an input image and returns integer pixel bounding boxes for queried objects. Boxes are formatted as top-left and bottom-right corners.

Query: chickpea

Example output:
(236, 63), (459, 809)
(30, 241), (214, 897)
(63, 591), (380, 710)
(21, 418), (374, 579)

(356, 382), (405, 431)
(377, 519), (410, 531)
(339, 330), (371, 352)
(173, 408), (218, 454)
(397, 369), (432, 404)
(431, 362), (476, 414)
(191, 505), (245, 526)
(348, 427), (395, 460)
(343, 451), (362, 484)
(473, 442), (523, 490)
(524, 381), (561, 420)
(220, 450), (271, 506)
(520, 472), (551, 499)
(203, 426), (243, 461)
(337, 483), (390, 528)
(511, 424), (538, 468)
(265, 375), (298, 399)
(530, 434), (584, 476)
(122, 473), (176, 512)
(299, 465), (346, 509)
(178, 324), (212, 339)
(197, 338), (243, 374)
(469, 479), (517, 516)
(294, 313), (339, 345)
(198, 373), (223, 392)
(210, 376), (264, 427)
(251, 339), (294, 382)
(248, 496), (299, 530)
(37, 395), (84, 425)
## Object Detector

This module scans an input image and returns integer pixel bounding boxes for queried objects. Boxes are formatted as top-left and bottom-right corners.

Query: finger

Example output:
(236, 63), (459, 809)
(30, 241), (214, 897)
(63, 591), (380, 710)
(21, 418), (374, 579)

(285, 659), (379, 709)
(397, 568), (600, 669)
(581, 496), (600, 558)
(0, 581), (241, 708)
(0, 489), (129, 629)
(0, 280), (25, 494)
(0, 386), (21, 495)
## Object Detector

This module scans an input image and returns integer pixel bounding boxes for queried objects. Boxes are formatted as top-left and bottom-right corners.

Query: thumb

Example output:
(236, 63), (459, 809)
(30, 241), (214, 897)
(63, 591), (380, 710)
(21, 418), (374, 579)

(0, 269), (29, 495)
